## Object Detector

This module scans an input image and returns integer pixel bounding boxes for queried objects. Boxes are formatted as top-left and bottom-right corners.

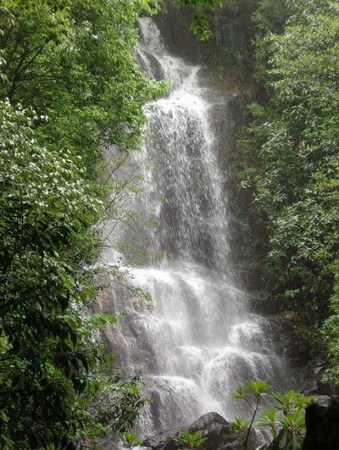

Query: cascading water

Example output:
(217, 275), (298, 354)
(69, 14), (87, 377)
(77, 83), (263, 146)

(100, 17), (288, 437)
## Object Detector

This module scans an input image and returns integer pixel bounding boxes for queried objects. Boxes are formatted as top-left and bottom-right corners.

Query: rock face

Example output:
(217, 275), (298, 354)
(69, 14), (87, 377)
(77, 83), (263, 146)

(302, 396), (339, 450)
(142, 412), (262, 450)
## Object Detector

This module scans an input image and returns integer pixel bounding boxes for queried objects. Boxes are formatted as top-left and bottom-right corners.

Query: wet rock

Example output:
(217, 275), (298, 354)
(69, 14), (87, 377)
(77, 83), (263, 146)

(142, 412), (263, 450)
(302, 395), (339, 450)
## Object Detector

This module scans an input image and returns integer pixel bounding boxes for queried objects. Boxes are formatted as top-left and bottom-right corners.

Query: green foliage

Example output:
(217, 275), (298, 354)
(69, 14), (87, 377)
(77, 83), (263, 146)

(233, 379), (270, 449)
(234, 379), (270, 399)
(120, 431), (143, 448)
(246, 0), (339, 340)
(189, 12), (213, 41)
(174, 429), (208, 449)
(176, 0), (223, 41)
(231, 416), (250, 433)
(254, 0), (289, 36)
(257, 409), (279, 438)
(93, 376), (146, 435)
(0, 0), (163, 447)
(272, 390), (312, 414)
(321, 261), (339, 384)
(0, 100), (145, 447)
(234, 381), (312, 450)
(0, 101), (102, 447)
(260, 390), (313, 450)
(0, 0), (164, 159)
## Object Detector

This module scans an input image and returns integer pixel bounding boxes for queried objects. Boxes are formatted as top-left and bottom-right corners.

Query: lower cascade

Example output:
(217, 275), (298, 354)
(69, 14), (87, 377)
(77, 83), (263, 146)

(100, 17), (288, 437)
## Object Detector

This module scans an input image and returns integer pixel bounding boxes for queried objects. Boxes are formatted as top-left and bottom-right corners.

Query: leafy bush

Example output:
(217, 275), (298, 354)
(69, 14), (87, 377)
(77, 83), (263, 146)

(175, 429), (208, 449)
(0, 0), (163, 447)
(233, 380), (313, 450)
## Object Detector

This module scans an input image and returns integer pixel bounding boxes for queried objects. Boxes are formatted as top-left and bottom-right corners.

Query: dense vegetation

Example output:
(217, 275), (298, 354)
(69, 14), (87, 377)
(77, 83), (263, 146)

(0, 0), (162, 447)
(243, 0), (339, 381)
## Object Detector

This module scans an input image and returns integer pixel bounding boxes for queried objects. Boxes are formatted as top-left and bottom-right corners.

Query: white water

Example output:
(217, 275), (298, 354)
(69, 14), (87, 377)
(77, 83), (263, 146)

(100, 18), (287, 437)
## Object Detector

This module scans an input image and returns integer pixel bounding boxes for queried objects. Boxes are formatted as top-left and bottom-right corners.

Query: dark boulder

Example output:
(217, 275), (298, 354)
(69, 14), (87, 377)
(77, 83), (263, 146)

(302, 395), (339, 450)
(142, 412), (263, 450)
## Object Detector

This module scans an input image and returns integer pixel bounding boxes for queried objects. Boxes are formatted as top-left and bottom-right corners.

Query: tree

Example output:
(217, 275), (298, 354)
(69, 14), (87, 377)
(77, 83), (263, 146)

(0, 0), (163, 160)
(233, 379), (269, 449)
(248, 1), (339, 329)
(0, 0), (163, 447)
(321, 261), (339, 385)
(175, 0), (223, 40)
(233, 380), (313, 450)
(0, 99), (106, 447)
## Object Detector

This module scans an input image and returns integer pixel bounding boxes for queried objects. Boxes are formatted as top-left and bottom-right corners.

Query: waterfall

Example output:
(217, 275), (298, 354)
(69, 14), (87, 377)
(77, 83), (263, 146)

(100, 17), (287, 437)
